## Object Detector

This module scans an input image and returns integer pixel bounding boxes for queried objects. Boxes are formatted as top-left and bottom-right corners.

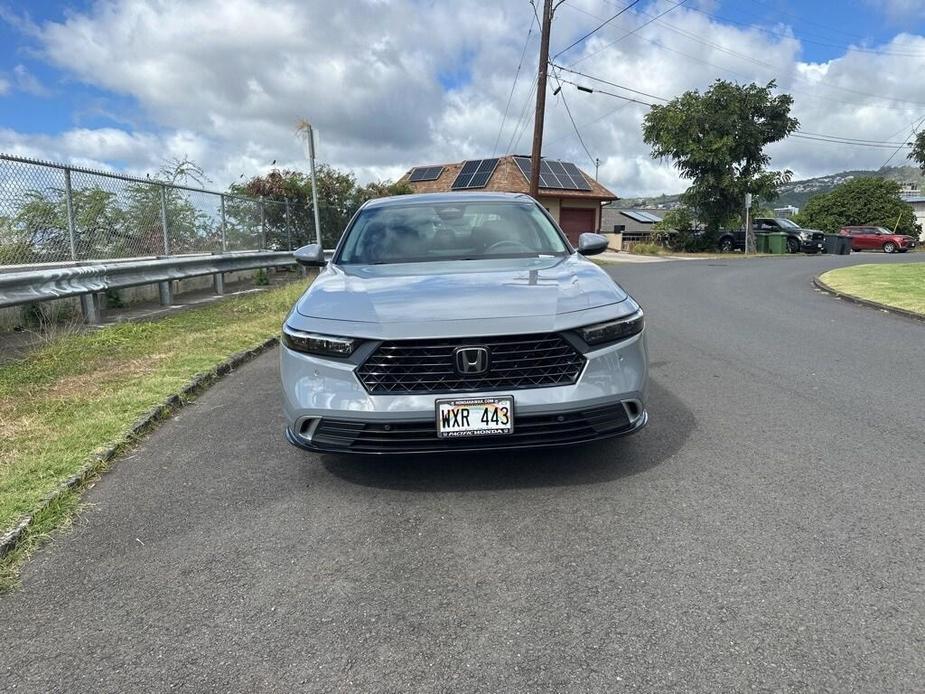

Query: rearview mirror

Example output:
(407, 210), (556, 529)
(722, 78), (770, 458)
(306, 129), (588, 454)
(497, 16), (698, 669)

(293, 243), (326, 267)
(577, 232), (609, 256)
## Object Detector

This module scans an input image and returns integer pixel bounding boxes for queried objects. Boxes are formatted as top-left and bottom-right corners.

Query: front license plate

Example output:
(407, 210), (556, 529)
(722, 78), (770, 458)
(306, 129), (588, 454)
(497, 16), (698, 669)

(436, 396), (514, 438)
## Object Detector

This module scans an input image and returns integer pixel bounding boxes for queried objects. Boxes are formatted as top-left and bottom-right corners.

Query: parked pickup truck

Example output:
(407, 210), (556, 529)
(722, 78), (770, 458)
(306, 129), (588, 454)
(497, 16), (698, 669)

(717, 218), (826, 254)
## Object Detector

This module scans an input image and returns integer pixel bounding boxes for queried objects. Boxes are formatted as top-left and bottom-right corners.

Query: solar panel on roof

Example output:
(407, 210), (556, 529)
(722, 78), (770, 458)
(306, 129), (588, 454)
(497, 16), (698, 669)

(409, 166), (444, 182)
(561, 162), (592, 191)
(451, 158), (499, 189)
(513, 156), (593, 191)
(621, 210), (662, 224)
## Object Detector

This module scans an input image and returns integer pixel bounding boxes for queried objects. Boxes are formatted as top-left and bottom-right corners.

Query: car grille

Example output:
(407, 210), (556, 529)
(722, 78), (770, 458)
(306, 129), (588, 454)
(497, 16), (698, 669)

(811, 232), (825, 241)
(309, 402), (634, 453)
(355, 333), (586, 394)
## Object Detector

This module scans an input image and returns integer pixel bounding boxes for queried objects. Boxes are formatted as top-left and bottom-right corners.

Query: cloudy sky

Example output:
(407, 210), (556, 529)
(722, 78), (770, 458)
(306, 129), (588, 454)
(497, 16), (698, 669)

(1, 0), (924, 197)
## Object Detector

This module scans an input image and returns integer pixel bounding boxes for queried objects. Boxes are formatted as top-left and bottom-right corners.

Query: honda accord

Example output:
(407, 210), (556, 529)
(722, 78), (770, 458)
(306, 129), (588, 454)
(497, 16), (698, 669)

(280, 192), (648, 454)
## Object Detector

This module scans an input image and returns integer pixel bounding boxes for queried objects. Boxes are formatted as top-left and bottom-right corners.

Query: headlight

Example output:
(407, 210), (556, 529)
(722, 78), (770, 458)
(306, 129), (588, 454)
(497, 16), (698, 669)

(282, 324), (357, 357)
(798, 231), (810, 240)
(579, 310), (644, 346)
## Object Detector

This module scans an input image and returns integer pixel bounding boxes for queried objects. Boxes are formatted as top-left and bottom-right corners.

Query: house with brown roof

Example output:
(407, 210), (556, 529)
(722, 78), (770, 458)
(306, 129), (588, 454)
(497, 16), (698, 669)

(399, 155), (617, 244)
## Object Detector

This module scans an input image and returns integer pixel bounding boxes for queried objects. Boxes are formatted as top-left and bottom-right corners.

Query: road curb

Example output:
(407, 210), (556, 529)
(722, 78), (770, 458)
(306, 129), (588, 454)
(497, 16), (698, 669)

(813, 275), (925, 323)
(0, 335), (280, 560)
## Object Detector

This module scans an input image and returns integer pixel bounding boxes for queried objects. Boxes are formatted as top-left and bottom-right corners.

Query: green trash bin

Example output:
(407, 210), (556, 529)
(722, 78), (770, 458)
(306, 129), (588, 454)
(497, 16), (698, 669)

(767, 232), (787, 254)
(755, 233), (769, 253)
(836, 235), (852, 255)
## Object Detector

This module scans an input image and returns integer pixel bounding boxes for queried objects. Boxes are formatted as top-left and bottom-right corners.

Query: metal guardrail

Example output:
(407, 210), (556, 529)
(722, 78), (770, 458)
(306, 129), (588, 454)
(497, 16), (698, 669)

(0, 250), (298, 323)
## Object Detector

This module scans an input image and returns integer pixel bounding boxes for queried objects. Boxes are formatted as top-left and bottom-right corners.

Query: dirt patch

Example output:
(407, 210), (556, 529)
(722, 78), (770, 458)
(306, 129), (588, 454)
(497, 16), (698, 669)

(44, 354), (171, 401)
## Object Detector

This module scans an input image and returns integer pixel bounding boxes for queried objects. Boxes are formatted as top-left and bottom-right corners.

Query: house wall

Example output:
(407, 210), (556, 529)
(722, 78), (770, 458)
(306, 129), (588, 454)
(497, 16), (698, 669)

(539, 196), (601, 231)
(909, 201), (925, 241)
(602, 211), (656, 235)
(539, 196), (560, 220)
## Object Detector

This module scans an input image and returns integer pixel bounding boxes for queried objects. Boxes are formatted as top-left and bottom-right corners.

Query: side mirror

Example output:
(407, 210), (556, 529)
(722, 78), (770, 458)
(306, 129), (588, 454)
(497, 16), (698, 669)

(577, 232), (609, 256)
(293, 243), (326, 267)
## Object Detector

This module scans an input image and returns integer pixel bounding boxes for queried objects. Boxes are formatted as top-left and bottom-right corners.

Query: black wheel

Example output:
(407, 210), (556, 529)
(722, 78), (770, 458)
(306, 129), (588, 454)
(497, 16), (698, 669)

(883, 241), (897, 254)
(718, 237), (734, 253)
(787, 237), (800, 254)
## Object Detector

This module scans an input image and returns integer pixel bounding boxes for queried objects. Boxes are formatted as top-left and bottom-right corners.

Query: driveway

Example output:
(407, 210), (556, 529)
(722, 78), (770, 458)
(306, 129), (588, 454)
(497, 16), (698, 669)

(2, 254), (923, 692)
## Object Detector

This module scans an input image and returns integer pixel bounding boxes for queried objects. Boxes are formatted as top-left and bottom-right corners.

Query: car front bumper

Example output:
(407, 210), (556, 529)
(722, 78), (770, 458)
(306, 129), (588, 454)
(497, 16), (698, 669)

(280, 331), (648, 455)
(801, 239), (825, 252)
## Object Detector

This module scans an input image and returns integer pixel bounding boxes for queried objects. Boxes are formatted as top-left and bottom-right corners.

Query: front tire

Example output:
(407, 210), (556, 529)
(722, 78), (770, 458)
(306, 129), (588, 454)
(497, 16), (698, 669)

(883, 242), (897, 253)
(787, 237), (800, 254)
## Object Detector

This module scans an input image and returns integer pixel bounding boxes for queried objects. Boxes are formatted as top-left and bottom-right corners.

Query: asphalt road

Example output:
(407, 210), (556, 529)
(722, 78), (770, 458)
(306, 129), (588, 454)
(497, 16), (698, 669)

(2, 253), (923, 693)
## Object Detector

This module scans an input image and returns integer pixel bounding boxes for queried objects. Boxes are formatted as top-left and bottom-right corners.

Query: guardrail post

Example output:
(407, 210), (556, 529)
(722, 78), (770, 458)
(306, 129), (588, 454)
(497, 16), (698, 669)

(285, 198), (292, 251)
(80, 294), (98, 324)
(159, 185), (170, 255)
(220, 194), (227, 252)
(63, 167), (78, 261)
(212, 251), (224, 295)
(158, 281), (172, 306)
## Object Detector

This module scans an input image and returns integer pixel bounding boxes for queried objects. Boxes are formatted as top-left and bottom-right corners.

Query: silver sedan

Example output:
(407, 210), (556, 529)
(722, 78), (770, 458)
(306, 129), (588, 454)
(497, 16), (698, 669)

(280, 192), (647, 454)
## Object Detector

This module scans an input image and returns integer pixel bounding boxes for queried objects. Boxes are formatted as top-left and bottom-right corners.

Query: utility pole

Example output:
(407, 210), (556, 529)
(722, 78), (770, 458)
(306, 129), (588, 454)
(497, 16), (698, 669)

(744, 192), (752, 256)
(529, 0), (555, 199)
(299, 119), (323, 247)
(595, 158), (600, 181)
(306, 124), (323, 247)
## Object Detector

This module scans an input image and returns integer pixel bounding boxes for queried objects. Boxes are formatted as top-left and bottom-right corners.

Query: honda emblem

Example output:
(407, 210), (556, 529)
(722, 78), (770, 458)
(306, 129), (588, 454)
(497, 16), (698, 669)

(453, 346), (490, 375)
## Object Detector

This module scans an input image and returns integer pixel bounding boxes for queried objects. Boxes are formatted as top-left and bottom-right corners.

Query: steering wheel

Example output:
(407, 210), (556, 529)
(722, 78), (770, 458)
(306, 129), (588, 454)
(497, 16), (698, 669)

(486, 239), (531, 253)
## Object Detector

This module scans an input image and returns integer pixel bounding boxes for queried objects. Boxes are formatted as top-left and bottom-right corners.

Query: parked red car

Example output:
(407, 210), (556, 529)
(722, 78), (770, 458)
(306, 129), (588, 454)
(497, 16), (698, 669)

(839, 226), (918, 253)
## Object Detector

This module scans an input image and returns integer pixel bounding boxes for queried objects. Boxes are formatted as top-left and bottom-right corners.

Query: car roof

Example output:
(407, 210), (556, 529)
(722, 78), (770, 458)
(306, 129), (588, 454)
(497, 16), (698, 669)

(361, 191), (535, 209)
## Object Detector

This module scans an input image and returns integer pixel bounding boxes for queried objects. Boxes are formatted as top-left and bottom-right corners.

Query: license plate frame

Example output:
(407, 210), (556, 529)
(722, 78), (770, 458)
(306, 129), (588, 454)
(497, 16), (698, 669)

(435, 396), (514, 439)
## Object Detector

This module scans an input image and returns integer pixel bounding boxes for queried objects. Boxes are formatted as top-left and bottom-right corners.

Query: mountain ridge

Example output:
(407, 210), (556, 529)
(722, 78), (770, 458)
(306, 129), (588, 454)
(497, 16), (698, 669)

(616, 166), (924, 210)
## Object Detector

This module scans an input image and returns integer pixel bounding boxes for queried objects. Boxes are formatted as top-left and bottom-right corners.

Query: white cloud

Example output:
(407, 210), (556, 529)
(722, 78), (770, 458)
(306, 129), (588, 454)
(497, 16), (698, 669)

(1, 0), (923, 197)
(0, 76), (9, 96)
(12, 64), (51, 96)
(867, 0), (925, 21)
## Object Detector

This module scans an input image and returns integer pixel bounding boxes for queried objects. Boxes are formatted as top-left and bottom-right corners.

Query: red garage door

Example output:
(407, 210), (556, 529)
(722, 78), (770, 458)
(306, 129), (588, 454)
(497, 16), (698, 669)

(558, 207), (596, 245)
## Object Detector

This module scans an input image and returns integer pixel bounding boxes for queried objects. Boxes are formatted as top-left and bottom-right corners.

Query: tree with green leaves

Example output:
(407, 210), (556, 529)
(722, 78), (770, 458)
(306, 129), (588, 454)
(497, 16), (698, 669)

(909, 131), (925, 174)
(642, 79), (798, 248)
(795, 177), (920, 236)
(233, 166), (412, 249)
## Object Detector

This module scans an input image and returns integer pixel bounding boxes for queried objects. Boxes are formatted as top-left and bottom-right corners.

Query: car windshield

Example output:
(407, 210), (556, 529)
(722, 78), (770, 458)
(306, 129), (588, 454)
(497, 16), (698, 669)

(336, 201), (570, 265)
(776, 218), (800, 229)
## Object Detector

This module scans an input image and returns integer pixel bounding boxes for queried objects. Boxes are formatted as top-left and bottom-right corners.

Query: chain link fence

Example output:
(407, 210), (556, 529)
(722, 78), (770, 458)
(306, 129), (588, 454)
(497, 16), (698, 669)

(0, 153), (318, 266)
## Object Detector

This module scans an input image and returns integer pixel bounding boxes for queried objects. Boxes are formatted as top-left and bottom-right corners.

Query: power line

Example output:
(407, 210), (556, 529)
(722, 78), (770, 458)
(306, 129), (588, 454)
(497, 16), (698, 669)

(790, 133), (909, 149)
(507, 74), (539, 153)
(880, 114), (925, 169)
(683, 4), (925, 59)
(493, 10), (537, 157)
(564, 0), (689, 67)
(551, 64), (670, 102)
(543, 100), (631, 147)
(794, 130), (910, 146)
(564, 1), (925, 111)
(554, 76), (916, 149)
(556, 77), (658, 107)
(551, 73), (595, 167)
(551, 0), (642, 61)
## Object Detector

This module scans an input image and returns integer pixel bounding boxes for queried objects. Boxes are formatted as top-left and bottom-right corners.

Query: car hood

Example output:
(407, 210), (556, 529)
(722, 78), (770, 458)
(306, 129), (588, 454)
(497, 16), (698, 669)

(295, 255), (627, 324)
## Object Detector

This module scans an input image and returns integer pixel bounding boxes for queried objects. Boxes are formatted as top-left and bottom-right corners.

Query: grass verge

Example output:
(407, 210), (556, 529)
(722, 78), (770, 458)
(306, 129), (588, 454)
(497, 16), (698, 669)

(0, 280), (307, 587)
(819, 263), (925, 316)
